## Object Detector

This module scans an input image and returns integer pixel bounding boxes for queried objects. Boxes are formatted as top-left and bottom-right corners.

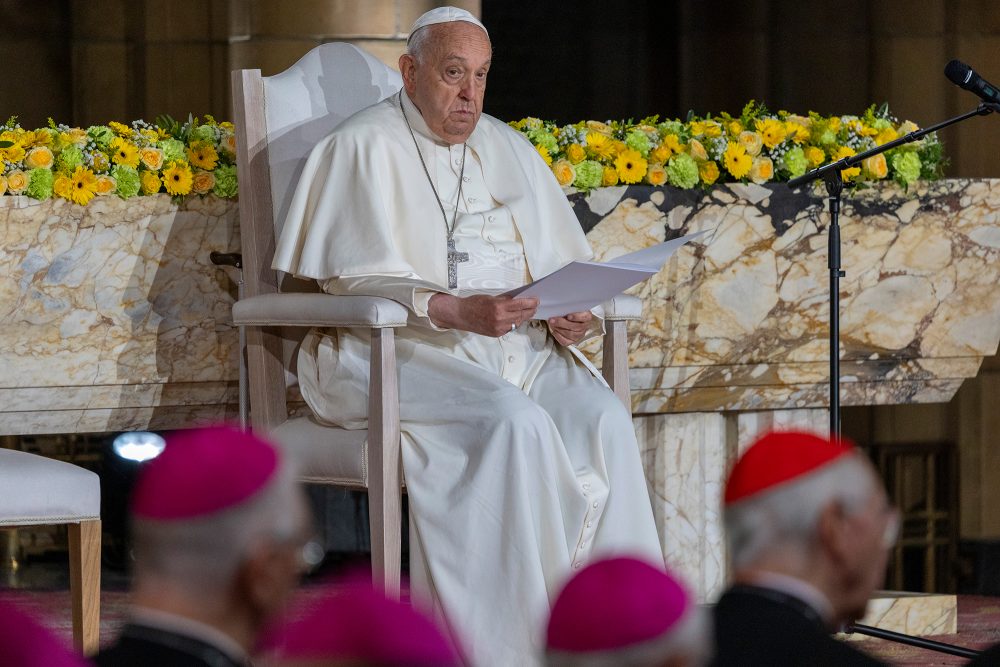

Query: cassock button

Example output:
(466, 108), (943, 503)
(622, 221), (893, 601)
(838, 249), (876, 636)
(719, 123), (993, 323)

(592, 501), (599, 509)
(586, 521), (593, 528)
(463, 176), (470, 182)
(582, 482), (591, 490)
(488, 215), (496, 222)
(507, 355), (515, 363)
(573, 562), (582, 569)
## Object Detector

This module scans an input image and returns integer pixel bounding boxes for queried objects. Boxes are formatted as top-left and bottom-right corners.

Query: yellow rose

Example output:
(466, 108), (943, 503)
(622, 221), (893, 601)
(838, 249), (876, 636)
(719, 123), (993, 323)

(875, 127), (898, 146)
(0, 174), (6, 195)
(62, 128), (88, 147)
(687, 139), (708, 162)
(704, 121), (723, 138)
(863, 154), (888, 180)
(738, 131), (763, 157)
(650, 145), (671, 164)
(1, 142), (24, 163)
(727, 120), (743, 136)
(24, 146), (54, 170)
(566, 143), (586, 164)
(220, 132), (237, 157)
(191, 169), (216, 195)
(689, 120), (707, 137)
(804, 146), (825, 167)
(786, 121), (810, 144)
(662, 134), (684, 155)
(601, 165), (619, 186)
(53, 175), (72, 200)
(610, 140), (627, 158)
(140, 170), (162, 194)
(749, 156), (774, 184)
(699, 160), (720, 185)
(551, 159), (576, 187)
(832, 146), (861, 180)
(586, 120), (612, 134)
(898, 120), (919, 135)
(6, 169), (28, 194)
(94, 175), (116, 195)
(646, 163), (668, 186)
(140, 147), (164, 171)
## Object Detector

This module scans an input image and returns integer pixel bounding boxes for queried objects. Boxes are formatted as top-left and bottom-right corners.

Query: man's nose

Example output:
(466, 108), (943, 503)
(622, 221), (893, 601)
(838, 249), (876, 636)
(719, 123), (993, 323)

(459, 76), (475, 98)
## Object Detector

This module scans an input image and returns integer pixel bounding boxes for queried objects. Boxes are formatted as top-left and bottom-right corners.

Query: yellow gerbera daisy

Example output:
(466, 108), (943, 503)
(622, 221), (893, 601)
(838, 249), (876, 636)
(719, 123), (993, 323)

(614, 149), (648, 184)
(111, 137), (141, 168)
(68, 166), (98, 206)
(585, 132), (615, 160)
(108, 121), (133, 136)
(162, 160), (194, 195)
(756, 119), (787, 149)
(723, 142), (753, 179)
(662, 134), (684, 155)
(537, 145), (552, 166)
(832, 146), (861, 180)
(186, 141), (219, 171)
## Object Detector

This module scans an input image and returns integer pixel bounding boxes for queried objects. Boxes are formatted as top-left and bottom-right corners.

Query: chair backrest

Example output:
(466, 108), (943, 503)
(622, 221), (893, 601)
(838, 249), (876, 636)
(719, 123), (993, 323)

(231, 44), (402, 427)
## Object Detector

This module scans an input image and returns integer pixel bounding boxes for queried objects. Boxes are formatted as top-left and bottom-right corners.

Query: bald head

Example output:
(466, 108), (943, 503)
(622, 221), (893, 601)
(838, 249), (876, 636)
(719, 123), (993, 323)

(399, 21), (492, 144)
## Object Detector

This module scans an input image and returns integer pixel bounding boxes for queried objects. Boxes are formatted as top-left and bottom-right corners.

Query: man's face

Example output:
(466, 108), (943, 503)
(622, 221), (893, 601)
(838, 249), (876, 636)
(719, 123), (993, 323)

(833, 475), (898, 623)
(399, 22), (492, 144)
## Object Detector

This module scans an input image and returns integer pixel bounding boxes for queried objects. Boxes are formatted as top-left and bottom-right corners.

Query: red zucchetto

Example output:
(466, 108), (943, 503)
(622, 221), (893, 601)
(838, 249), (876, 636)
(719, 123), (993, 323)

(131, 424), (279, 520)
(724, 430), (856, 506)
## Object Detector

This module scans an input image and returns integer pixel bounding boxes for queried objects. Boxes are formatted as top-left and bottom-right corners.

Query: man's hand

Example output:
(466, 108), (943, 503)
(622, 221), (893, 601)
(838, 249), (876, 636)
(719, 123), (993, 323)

(428, 293), (539, 337)
(547, 311), (593, 346)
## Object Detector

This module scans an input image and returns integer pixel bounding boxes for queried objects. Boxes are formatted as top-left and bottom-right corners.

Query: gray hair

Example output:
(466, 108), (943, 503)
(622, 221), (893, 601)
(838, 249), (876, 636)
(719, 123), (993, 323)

(406, 23), (492, 65)
(131, 458), (307, 594)
(546, 606), (711, 667)
(724, 453), (878, 570)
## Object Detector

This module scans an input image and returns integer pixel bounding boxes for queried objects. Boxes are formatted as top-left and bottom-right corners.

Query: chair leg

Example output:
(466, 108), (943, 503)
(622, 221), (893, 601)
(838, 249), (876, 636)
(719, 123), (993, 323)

(68, 519), (101, 656)
(369, 328), (402, 599)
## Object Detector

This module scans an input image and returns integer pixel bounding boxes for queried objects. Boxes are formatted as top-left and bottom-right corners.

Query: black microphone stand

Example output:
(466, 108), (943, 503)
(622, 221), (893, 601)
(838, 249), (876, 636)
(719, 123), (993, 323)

(787, 103), (998, 659)
(787, 102), (999, 438)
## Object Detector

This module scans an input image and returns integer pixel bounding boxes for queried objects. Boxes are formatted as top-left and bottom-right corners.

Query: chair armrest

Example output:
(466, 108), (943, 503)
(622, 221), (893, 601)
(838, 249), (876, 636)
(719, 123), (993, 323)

(232, 293), (409, 328)
(601, 294), (643, 321)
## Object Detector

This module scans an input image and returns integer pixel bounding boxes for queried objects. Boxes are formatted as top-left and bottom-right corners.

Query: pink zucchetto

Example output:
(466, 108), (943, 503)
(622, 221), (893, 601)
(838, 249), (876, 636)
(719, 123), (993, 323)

(131, 424), (279, 521)
(407, 6), (488, 42)
(547, 557), (692, 654)
(0, 598), (89, 667)
(259, 577), (461, 666)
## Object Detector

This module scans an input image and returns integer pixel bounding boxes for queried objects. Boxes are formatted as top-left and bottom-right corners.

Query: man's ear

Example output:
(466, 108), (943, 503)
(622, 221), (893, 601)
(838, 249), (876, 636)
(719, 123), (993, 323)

(399, 54), (417, 94)
(816, 501), (851, 565)
(237, 542), (296, 618)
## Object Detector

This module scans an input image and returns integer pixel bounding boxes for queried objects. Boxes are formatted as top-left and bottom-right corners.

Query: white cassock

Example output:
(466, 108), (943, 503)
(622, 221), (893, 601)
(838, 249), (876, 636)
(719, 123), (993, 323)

(273, 91), (663, 666)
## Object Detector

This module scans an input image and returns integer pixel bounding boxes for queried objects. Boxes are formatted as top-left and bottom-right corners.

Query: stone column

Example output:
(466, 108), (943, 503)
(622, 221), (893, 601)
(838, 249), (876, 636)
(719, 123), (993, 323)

(637, 408), (827, 602)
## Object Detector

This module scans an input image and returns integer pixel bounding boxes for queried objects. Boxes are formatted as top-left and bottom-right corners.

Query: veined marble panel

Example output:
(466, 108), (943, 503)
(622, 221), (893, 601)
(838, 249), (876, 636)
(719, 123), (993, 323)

(0, 194), (240, 434)
(845, 591), (957, 640)
(577, 179), (1000, 412)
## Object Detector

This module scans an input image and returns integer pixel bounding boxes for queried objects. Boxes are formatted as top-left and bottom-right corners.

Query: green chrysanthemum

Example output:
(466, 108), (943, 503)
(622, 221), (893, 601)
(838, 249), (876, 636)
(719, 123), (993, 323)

(25, 168), (54, 200)
(87, 125), (116, 150)
(57, 145), (84, 172)
(188, 124), (217, 144)
(159, 138), (186, 163)
(666, 153), (699, 189)
(573, 160), (604, 191)
(110, 164), (140, 200)
(782, 146), (809, 178)
(625, 129), (651, 157)
(891, 151), (922, 186)
(526, 128), (558, 154)
(212, 164), (238, 198)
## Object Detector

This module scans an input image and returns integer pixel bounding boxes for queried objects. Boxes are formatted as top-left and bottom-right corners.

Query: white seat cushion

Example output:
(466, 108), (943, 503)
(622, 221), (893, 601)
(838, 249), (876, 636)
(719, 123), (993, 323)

(0, 449), (100, 525)
(270, 416), (368, 487)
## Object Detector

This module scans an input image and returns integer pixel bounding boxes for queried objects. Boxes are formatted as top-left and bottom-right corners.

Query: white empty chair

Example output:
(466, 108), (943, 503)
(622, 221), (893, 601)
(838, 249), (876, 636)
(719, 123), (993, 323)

(0, 448), (101, 655)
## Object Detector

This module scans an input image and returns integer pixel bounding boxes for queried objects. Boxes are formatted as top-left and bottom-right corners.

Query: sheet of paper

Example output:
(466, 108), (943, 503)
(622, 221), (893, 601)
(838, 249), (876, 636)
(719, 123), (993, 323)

(506, 229), (708, 320)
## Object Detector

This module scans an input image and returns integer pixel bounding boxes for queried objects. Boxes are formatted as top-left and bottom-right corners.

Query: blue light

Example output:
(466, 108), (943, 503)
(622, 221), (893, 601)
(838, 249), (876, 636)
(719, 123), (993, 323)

(112, 432), (166, 462)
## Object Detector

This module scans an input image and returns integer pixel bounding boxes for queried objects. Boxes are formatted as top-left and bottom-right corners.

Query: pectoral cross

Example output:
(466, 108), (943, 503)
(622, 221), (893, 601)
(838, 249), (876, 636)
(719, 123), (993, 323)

(447, 236), (469, 290)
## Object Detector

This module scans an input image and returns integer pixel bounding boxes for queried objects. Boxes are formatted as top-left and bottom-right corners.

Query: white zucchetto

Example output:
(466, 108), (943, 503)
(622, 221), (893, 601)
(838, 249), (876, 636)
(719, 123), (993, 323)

(407, 6), (489, 42)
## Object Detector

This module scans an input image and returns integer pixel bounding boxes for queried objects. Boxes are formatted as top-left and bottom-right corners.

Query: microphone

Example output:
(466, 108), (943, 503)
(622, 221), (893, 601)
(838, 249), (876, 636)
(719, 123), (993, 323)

(945, 59), (1000, 105)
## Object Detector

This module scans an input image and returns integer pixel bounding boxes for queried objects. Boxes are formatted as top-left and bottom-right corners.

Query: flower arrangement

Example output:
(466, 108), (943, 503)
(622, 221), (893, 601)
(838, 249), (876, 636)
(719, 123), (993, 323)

(511, 102), (946, 192)
(0, 115), (238, 206)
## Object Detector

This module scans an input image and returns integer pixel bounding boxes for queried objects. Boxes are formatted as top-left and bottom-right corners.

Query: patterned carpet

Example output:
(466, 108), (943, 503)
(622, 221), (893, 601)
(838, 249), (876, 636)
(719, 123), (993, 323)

(2, 563), (999, 663)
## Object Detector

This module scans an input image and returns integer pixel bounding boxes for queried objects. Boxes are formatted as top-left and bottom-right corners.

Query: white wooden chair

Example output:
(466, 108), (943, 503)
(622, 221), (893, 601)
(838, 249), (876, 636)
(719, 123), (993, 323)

(0, 449), (101, 655)
(229, 43), (642, 597)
